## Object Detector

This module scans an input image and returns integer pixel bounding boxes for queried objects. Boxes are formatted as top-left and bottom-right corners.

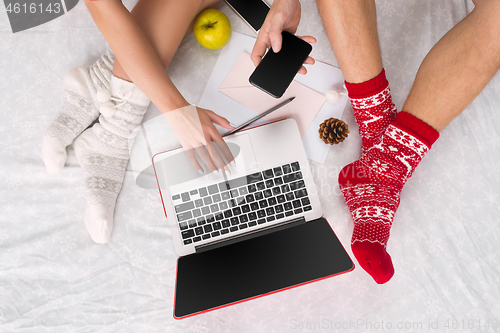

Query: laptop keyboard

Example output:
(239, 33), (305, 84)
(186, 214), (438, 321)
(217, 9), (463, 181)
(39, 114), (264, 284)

(172, 161), (312, 246)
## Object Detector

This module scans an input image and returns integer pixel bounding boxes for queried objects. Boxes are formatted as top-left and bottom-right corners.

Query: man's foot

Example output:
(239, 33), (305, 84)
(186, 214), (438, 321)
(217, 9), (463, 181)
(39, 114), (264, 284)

(338, 111), (439, 283)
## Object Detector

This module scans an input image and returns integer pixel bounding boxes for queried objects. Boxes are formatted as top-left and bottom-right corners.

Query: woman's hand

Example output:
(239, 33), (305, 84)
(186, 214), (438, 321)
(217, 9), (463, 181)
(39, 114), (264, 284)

(163, 105), (235, 174)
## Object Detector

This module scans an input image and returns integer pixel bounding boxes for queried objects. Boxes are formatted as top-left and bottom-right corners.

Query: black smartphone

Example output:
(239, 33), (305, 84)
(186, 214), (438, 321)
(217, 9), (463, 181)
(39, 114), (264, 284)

(224, 0), (270, 33)
(249, 31), (312, 98)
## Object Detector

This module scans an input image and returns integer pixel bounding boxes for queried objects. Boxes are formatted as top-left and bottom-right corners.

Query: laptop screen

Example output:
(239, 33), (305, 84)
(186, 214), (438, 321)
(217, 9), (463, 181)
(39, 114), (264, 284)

(174, 217), (354, 318)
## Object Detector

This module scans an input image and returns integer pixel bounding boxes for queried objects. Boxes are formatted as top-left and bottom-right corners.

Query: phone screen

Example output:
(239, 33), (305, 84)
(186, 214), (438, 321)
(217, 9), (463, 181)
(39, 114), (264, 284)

(224, 0), (270, 32)
(249, 31), (312, 98)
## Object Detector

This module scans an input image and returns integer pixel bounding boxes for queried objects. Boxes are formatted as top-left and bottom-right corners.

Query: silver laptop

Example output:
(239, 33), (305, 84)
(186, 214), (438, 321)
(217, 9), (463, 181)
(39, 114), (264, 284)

(152, 118), (323, 256)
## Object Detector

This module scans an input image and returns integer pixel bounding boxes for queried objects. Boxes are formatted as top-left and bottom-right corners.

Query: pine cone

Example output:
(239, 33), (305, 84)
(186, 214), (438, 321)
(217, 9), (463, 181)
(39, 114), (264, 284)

(318, 118), (349, 145)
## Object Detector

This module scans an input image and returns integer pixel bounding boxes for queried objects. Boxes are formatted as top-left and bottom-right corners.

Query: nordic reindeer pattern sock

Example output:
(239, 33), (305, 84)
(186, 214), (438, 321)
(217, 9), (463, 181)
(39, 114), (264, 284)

(345, 69), (397, 155)
(338, 111), (439, 283)
(74, 75), (150, 243)
(41, 49), (114, 174)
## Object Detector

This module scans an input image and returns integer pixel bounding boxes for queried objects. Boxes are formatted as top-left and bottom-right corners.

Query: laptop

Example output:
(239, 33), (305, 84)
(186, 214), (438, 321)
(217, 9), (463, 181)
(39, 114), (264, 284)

(152, 118), (354, 319)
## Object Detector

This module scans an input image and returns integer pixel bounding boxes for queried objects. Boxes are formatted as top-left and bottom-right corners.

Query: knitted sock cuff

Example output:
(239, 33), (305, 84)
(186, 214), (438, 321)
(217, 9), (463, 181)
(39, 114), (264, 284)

(345, 69), (389, 99)
(393, 111), (440, 148)
(110, 75), (150, 106)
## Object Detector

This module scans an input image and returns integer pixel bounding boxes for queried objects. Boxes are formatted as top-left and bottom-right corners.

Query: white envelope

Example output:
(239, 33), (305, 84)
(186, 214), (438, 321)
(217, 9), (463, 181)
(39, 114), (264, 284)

(219, 52), (326, 137)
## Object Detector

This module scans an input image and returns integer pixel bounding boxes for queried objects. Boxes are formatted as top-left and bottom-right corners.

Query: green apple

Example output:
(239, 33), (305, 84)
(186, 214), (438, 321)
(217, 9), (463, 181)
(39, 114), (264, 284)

(193, 9), (232, 50)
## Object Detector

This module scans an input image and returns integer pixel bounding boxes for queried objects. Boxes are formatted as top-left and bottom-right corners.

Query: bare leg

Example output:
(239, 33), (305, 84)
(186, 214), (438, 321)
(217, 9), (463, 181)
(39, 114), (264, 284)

(113, 0), (219, 81)
(402, 0), (500, 132)
(316, 0), (382, 83)
(317, 0), (500, 131)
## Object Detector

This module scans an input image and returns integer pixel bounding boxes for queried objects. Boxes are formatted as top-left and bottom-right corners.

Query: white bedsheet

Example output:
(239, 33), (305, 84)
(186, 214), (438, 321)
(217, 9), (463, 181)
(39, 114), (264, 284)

(1, 0), (499, 332)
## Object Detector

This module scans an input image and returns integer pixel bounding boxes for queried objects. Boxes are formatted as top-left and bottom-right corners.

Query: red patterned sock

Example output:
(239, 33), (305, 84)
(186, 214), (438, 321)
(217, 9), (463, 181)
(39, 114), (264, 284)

(345, 69), (397, 154)
(338, 111), (439, 284)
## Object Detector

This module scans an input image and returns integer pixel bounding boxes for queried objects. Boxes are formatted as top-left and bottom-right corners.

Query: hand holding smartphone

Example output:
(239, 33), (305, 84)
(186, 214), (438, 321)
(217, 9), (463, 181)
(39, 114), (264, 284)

(249, 31), (313, 98)
(224, 0), (314, 98)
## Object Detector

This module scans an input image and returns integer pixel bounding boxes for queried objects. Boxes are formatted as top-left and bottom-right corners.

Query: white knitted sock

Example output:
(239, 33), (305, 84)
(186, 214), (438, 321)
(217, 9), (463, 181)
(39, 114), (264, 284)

(41, 50), (114, 174)
(74, 75), (150, 243)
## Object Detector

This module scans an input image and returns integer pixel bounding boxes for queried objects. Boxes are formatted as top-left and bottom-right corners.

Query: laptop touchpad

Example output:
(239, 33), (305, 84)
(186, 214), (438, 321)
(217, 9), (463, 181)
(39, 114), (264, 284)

(153, 133), (257, 187)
